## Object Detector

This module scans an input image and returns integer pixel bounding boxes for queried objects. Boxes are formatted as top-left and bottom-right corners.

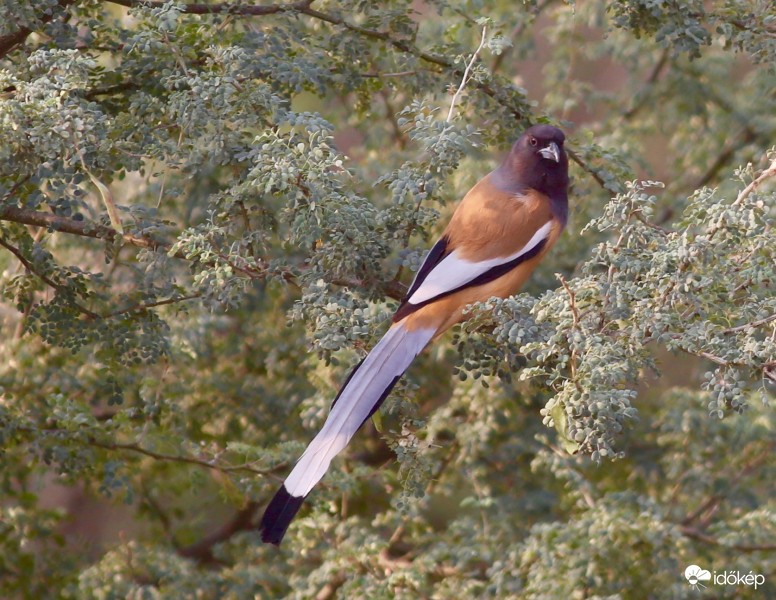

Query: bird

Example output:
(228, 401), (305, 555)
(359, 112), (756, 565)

(259, 124), (569, 545)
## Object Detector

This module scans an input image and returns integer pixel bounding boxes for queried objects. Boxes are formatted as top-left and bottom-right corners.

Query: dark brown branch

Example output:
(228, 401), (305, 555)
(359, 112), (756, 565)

(567, 148), (609, 190)
(622, 48), (670, 121)
(177, 501), (260, 564)
(723, 313), (776, 334)
(681, 441), (776, 528)
(315, 573), (347, 600)
(89, 438), (283, 478)
(106, 0), (313, 16)
(106, 294), (202, 318)
(0, 0), (76, 59)
(634, 212), (671, 234)
(0, 203), (276, 280)
(0, 204), (407, 300)
(0, 235), (100, 318)
(680, 526), (776, 553)
(0, 27), (34, 60)
(490, 0), (555, 73)
(0, 204), (162, 250)
(695, 128), (757, 189)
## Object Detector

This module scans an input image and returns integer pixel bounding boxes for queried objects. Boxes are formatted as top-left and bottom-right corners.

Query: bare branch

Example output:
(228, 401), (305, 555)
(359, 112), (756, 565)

(106, 294), (202, 318)
(0, 204), (407, 300)
(106, 0), (312, 16)
(622, 48), (670, 121)
(0, 235), (100, 319)
(89, 438), (283, 479)
(0, 204), (162, 251)
(0, 0), (76, 59)
(734, 156), (776, 207)
(722, 313), (776, 334)
(695, 128), (757, 189)
(177, 501), (261, 564)
(491, 0), (555, 73)
(680, 526), (776, 553)
(446, 25), (488, 122)
(681, 441), (776, 528)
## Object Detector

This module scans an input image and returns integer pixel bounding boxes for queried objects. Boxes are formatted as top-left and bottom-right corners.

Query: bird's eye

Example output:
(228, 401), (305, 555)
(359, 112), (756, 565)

(529, 137), (538, 147)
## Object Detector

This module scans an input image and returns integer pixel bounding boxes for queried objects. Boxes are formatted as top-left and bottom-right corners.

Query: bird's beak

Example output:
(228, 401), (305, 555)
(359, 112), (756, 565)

(539, 142), (560, 163)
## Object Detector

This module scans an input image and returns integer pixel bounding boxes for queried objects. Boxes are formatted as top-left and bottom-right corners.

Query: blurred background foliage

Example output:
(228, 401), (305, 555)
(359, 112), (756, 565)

(0, 0), (774, 598)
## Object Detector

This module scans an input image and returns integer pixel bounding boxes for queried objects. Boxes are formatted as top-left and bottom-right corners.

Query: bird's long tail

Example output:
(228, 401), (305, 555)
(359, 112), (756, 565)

(259, 320), (435, 544)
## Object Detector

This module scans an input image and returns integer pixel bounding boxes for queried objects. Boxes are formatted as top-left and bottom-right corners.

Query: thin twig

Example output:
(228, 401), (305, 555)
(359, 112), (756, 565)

(0, 0), (76, 59)
(557, 274), (581, 383)
(178, 501), (261, 564)
(722, 313), (776, 334)
(680, 526), (776, 553)
(90, 438), (283, 480)
(681, 441), (776, 528)
(634, 212), (671, 234)
(106, 0), (313, 16)
(446, 25), (488, 122)
(622, 48), (670, 121)
(491, 0), (554, 73)
(0, 236), (100, 319)
(734, 157), (776, 207)
(106, 294), (202, 318)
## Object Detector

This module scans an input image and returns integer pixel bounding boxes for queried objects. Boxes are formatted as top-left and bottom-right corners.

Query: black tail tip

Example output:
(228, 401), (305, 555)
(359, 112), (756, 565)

(259, 485), (306, 545)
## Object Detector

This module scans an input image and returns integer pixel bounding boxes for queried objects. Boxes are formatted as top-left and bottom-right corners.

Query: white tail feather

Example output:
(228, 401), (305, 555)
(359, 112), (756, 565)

(284, 322), (435, 497)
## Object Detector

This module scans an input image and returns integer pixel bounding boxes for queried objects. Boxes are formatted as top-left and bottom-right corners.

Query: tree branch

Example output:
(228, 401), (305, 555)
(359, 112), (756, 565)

(622, 48), (670, 121)
(734, 156), (776, 207)
(681, 441), (776, 529)
(680, 525), (776, 553)
(567, 149), (609, 190)
(446, 25), (488, 122)
(0, 0), (76, 59)
(177, 501), (261, 564)
(0, 204), (407, 300)
(722, 313), (776, 334)
(0, 235), (100, 319)
(0, 204), (163, 251)
(490, 0), (555, 74)
(695, 128), (757, 189)
(106, 0), (313, 16)
(89, 438), (283, 479)
(105, 293), (202, 317)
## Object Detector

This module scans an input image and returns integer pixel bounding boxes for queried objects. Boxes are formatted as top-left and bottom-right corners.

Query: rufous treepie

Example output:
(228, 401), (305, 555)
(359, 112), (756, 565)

(260, 124), (570, 545)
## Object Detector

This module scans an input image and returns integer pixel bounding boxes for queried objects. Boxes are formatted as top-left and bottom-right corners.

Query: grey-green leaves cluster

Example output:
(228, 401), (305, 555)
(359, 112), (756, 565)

(1, 1), (774, 598)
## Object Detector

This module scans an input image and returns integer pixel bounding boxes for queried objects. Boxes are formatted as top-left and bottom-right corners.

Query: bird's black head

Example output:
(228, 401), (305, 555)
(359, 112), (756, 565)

(495, 124), (569, 215)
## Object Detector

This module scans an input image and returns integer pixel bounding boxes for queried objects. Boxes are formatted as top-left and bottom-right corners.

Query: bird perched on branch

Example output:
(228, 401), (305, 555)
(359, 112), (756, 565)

(260, 124), (570, 544)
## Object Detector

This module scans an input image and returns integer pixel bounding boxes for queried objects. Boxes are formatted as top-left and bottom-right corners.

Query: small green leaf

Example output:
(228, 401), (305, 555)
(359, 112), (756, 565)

(551, 402), (579, 454)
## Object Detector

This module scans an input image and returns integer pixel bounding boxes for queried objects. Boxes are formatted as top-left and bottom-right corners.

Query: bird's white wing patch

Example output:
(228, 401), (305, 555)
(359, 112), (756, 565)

(407, 221), (552, 305)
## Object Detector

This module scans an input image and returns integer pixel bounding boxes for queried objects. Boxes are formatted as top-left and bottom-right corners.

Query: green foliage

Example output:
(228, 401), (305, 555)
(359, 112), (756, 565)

(0, 0), (774, 598)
